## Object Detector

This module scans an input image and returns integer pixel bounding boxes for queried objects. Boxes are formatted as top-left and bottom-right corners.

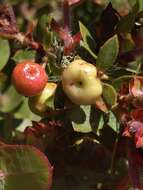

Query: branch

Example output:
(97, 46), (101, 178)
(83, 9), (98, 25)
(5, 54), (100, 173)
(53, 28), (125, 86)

(0, 5), (43, 51)
(127, 140), (143, 190)
(63, 0), (70, 32)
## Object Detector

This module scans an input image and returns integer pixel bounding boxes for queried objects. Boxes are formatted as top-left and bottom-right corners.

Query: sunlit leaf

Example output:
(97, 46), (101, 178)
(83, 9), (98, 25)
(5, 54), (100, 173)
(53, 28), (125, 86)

(96, 35), (119, 71)
(79, 21), (97, 59)
(68, 105), (105, 133)
(108, 111), (119, 133)
(70, 105), (92, 133)
(102, 83), (117, 108)
(12, 50), (36, 63)
(126, 59), (142, 74)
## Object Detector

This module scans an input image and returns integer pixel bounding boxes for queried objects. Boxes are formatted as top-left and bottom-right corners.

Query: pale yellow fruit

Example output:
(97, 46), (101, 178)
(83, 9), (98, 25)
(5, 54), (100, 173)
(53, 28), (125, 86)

(28, 82), (57, 115)
(61, 59), (103, 105)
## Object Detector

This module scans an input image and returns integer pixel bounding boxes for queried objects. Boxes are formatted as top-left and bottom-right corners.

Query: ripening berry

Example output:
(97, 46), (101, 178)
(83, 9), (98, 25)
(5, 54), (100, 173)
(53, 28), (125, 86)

(61, 59), (103, 105)
(12, 61), (48, 96)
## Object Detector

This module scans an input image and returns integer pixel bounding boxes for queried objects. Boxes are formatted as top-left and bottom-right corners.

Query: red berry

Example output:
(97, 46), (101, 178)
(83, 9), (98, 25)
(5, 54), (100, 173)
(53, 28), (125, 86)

(12, 61), (48, 97)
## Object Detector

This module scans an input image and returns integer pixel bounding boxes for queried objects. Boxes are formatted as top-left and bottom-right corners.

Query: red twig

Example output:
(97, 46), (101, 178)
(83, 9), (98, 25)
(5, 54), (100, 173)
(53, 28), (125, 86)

(63, 0), (71, 32)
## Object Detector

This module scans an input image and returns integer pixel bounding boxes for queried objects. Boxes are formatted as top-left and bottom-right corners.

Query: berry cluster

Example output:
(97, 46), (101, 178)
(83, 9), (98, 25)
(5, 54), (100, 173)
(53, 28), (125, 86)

(12, 59), (103, 115)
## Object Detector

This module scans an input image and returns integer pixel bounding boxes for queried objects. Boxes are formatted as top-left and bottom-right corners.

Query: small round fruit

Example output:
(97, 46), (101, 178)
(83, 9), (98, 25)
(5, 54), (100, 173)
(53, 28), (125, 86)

(28, 82), (57, 115)
(12, 61), (48, 96)
(61, 59), (103, 105)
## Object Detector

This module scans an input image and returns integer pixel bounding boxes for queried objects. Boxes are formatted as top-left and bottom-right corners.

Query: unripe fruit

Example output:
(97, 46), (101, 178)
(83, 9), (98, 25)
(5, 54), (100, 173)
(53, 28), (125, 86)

(12, 61), (48, 97)
(61, 59), (103, 105)
(28, 82), (57, 115)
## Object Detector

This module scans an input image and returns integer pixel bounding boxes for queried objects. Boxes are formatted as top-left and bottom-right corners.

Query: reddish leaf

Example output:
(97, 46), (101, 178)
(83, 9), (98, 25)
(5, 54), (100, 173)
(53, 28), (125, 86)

(64, 32), (81, 55)
(63, 34), (74, 55)
(116, 175), (129, 190)
(51, 19), (81, 55)
(128, 120), (143, 134)
(73, 32), (81, 44)
(51, 1), (81, 56)
(135, 128), (143, 148)
(122, 126), (132, 137)
(127, 143), (143, 189)
(134, 151), (143, 165)
(129, 77), (143, 97)
(0, 144), (53, 190)
(119, 83), (129, 96)
(127, 120), (143, 148)
(131, 109), (143, 122)
(51, 19), (69, 41)
(68, 0), (82, 6)
(95, 96), (108, 113)
(25, 128), (45, 151)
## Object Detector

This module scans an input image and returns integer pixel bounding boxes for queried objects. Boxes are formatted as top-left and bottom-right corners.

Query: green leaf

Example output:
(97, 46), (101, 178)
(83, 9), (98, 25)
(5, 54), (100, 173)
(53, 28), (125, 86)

(12, 50), (36, 63)
(68, 105), (102, 133)
(0, 145), (53, 190)
(0, 86), (23, 112)
(0, 38), (10, 70)
(128, 0), (143, 12)
(102, 83), (117, 108)
(66, 105), (104, 133)
(117, 1), (139, 32)
(36, 15), (53, 50)
(71, 105), (92, 133)
(90, 106), (105, 134)
(15, 119), (32, 132)
(112, 75), (132, 90)
(14, 98), (41, 121)
(126, 59), (142, 74)
(138, 0), (143, 11)
(96, 35), (119, 71)
(45, 96), (54, 110)
(79, 21), (97, 59)
(108, 111), (119, 133)
(128, 0), (136, 7)
(67, 106), (86, 124)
